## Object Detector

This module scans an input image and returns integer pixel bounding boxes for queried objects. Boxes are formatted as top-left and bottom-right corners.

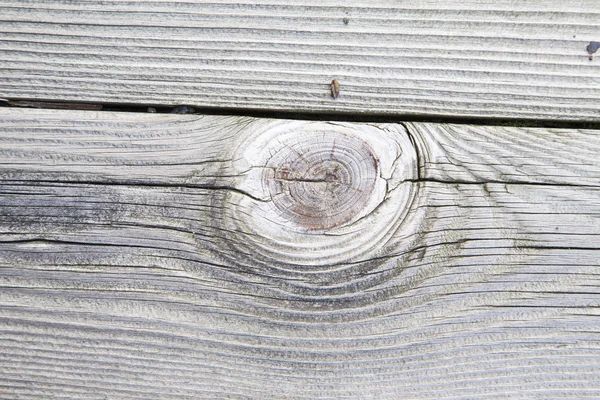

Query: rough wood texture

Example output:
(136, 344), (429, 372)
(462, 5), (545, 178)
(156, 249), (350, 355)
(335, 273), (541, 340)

(1, 108), (600, 398)
(1, 0), (600, 120)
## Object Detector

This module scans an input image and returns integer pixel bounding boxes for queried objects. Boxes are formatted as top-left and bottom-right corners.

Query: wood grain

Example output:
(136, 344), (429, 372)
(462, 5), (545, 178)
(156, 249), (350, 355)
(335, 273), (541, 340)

(0, 0), (599, 120)
(1, 108), (600, 398)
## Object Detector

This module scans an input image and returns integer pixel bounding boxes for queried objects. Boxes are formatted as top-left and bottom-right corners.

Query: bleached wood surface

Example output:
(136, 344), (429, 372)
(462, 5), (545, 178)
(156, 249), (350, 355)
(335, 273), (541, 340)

(1, 108), (600, 398)
(1, 0), (600, 120)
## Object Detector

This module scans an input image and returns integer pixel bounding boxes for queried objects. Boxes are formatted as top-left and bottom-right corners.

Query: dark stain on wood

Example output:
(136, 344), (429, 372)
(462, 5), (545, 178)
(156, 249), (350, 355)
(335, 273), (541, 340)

(587, 41), (600, 60)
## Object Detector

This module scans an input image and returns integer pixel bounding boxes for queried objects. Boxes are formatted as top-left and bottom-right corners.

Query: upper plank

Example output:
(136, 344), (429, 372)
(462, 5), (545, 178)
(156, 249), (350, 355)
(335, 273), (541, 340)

(0, 0), (599, 120)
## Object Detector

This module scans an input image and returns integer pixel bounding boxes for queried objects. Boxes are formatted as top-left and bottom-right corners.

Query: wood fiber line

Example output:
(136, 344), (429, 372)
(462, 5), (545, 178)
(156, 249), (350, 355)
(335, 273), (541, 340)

(1, 108), (600, 398)
(0, 0), (599, 120)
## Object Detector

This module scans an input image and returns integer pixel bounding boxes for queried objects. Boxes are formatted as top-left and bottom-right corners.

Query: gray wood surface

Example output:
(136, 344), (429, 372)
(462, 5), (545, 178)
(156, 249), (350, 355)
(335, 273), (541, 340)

(1, 0), (599, 120)
(1, 108), (600, 398)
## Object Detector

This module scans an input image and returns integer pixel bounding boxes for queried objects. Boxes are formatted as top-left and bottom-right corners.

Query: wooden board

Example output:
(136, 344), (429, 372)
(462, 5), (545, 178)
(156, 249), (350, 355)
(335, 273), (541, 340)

(1, 0), (600, 121)
(1, 108), (600, 398)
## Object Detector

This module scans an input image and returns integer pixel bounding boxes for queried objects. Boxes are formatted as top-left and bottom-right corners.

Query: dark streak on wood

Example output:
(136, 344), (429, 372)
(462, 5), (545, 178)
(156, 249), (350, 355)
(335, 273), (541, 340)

(5, 100), (103, 110)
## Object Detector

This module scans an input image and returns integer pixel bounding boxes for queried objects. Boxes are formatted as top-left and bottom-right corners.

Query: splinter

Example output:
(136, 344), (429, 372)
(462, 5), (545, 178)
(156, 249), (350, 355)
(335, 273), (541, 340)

(330, 79), (340, 99)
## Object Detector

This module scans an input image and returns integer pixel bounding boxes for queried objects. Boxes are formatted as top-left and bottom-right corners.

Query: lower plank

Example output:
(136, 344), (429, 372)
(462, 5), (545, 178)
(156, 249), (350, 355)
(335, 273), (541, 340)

(1, 109), (600, 398)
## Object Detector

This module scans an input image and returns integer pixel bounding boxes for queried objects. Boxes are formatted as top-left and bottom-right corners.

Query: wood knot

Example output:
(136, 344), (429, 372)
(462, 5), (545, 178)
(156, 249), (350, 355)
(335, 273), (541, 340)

(229, 121), (418, 266)
(263, 132), (380, 230)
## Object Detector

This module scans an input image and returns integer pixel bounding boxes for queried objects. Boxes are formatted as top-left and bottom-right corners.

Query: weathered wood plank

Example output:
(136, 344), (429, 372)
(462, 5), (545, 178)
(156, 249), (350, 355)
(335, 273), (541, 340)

(1, 108), (600, 398)
(1, 0), (599, 120)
